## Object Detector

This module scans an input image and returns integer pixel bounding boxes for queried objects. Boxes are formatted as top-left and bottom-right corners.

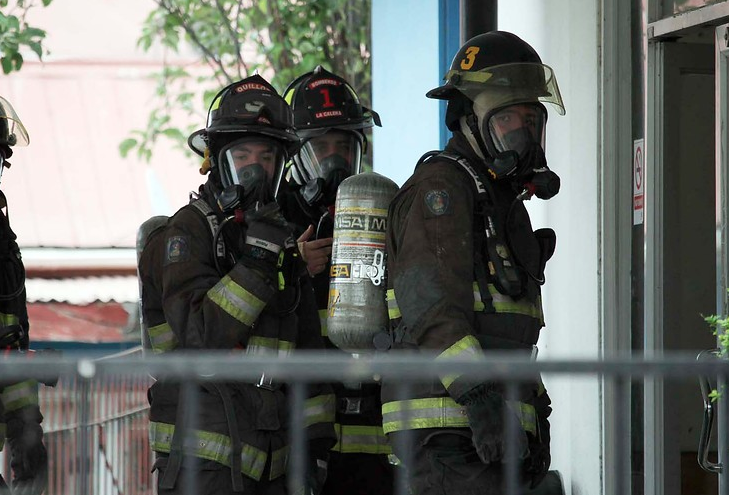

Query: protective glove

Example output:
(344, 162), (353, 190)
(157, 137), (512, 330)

(458, 385), (529, 466)
(6, 408), (48, 495)
(306, 439), (331, 495)
(239, 203), (301, 287)
(524, 390), (552, 489)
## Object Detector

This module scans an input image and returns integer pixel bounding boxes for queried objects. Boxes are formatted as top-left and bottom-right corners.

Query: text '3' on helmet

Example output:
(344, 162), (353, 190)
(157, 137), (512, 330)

(283, 66), (381, 189)
(187, 74), (301, 202)
(427, 31), (565, 160)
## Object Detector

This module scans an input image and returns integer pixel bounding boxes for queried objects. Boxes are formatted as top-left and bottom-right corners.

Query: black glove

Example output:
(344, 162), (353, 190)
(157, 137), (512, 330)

(524, 390), (552, 489)
(240, 203), (299, 286)
(7, 408), (48, 495)
(458, 385), (529, 466)
(306, 439), (331, 495)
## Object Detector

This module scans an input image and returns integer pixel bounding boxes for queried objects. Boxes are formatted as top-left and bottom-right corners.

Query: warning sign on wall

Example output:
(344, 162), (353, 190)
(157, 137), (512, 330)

(633, 139), (644, 226)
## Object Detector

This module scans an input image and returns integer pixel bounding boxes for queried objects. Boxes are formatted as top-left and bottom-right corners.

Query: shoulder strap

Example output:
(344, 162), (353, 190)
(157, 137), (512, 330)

(190, 198), (226, 259)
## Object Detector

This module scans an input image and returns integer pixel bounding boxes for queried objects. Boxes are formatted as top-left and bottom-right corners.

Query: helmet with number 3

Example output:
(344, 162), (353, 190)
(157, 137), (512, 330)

(427, 31), (564, 162)
(283, 66), (381, 207)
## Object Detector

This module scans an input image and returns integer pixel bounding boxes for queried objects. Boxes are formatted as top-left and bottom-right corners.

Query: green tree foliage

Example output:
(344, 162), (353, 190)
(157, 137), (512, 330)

(0, 0), (52, 74)
(704, 288), (729, 401)
(121, 0), (372, 163)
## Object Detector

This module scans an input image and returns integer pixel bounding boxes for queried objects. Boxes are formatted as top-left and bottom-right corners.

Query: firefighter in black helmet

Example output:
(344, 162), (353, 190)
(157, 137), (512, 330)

(0, 96), (48, 495)
(139, 74), (336, 495)
(381, 32), (564, 494)
(277, 66), (394, 495)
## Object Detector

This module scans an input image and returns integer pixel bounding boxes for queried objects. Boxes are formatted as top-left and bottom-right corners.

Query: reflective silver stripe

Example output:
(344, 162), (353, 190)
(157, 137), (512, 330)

(332, 424), (392, 454)
(304, 393), (336, 426)
(386, 289), (401, 320)
(147, 322), (178, 353)
(149, 421), (270, 480)
(207, 275), (266, 326)
(1, 380), (38, 412)
(381, 397), (469, 434)
(318, 309), (328, 337)
(436, 335), (482, 391)
(246, 337), (295, 357)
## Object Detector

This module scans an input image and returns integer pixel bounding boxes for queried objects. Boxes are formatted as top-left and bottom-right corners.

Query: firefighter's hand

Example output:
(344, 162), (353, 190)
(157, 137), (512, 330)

(240, 203), (296, 279)
(8, 419), (47, 495)
(297, 225), (333, 277)
(459, 386), (528, 465)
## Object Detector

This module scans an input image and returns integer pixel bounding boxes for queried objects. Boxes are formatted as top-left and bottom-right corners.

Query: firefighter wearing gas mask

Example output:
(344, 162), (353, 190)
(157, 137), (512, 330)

(139, 75), (336, 495)
(277, 67), (394, 495)
(381, 32), (564, 494)
(0, 96), (48, 495)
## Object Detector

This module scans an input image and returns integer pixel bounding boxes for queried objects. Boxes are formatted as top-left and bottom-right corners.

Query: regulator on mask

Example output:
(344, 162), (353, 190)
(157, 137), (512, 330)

(215, 135), (288, 212)
(476, 100), (561, 200)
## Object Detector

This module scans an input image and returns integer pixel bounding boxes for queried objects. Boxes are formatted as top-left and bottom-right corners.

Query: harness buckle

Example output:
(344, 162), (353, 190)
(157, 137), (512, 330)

(339, 397), (362, 414)
(255, 372), (276, 391)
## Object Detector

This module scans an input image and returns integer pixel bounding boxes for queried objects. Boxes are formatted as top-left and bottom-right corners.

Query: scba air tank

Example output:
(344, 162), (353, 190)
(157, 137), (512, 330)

(327, 172), (399, 353)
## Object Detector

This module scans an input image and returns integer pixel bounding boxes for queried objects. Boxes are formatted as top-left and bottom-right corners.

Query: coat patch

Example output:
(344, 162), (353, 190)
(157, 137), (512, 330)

(166, 236), (189, 263)
(424, 190), (450, 216)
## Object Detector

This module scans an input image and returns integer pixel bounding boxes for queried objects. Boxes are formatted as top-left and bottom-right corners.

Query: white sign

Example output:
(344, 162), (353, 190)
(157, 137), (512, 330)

(633, 139), (644, 225)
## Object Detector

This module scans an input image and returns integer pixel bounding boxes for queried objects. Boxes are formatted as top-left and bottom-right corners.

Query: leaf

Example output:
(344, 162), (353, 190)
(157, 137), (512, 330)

(118, 138), (138, 157)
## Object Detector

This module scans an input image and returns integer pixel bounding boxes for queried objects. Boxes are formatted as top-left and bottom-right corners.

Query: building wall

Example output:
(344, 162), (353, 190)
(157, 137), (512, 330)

(372, 1), (603, 493)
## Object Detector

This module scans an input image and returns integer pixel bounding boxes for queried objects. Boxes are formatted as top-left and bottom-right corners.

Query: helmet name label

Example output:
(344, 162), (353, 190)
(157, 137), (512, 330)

(315, 110), (343, 119)
(308, 79), (341, 89)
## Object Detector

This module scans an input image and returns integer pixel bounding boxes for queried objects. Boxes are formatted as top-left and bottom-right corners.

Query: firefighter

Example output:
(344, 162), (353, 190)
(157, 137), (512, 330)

(0, 96), (48, 495)
(138, 74), (336, 495)
(277, 67), (394, 495)
(381, 31), (564, 494)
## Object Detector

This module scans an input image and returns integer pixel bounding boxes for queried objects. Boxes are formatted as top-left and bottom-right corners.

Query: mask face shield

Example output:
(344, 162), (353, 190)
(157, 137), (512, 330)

(297, 130), (362, 183)
(218, 136), (287, 203)
(0, 98), (29, 148)
(486, 103), (546, 156)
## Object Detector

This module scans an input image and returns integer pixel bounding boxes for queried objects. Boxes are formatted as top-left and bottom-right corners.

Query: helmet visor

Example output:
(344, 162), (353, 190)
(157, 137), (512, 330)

(447, 63), (565, 116)
(219, 136), (287, 194)
(0, 96), (29, 147)
(486, 103), (547, 155)
(296, 130), (362, 183)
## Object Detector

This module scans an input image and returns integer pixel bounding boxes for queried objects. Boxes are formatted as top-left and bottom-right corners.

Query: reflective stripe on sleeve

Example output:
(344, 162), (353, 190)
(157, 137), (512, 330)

(148, 322), (178, 353)
(0, 312), (19, 326)
(246, 337), (295, 357)
(331, 424), (392, 454)
(1, 380), (39, 412)
(207, 275), (266, 326)
(304, 393), (336, 427)
(475, 283), (544, 322)
(0, 422), (5, 450)
(436, 335), (482, 391)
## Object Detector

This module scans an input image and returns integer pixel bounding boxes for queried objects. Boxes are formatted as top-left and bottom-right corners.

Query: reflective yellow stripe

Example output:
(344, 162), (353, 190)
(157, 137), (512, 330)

(1, 380), (38, 412)
(388, 283), (543, 321)
(386, 289), (401, 319)
(270, 446), (289, 480)
(246, 336), (295, 357)
(436, 335), (482, 391)
(0, 312), (19, 326)
(148, 421), (282, 481)
(0, 422), (5, 450)
(332, 424), (392, 454)
(318, 309), (328, 337)
(507, 400), (537, 436)
(304, 393), (336, 427)
(382, 397), (536, 436)
(148, 322), (178, 353)
(207, 275), (266, 326)
(381, 397), (469, 434)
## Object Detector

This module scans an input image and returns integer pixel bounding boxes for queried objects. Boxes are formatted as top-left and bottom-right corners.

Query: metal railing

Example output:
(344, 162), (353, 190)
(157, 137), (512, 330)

(1, 350), (727, 495)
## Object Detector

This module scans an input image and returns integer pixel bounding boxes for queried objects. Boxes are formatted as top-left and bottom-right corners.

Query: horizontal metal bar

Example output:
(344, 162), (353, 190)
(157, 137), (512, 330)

(1, 351), (728, 381)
